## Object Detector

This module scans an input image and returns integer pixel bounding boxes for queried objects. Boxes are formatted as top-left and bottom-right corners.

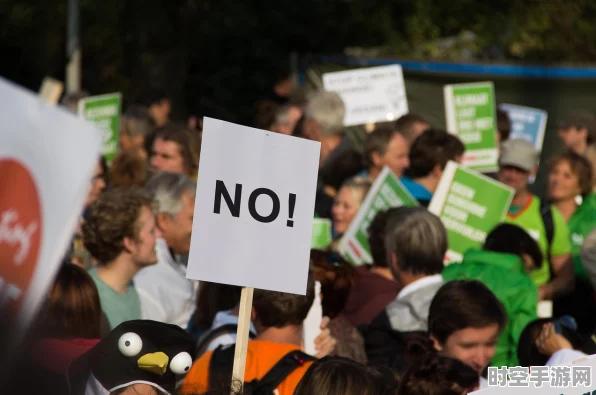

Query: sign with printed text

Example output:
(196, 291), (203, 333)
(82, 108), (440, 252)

(428, 161), (514, 264)
(499, 104), (548, 152)
(0, 77), (101, 343)
(78, 93), (122, 162)
(187, 118), (320, 295)
(339, 167), (418, 265)
(323, 65), (408, 127)
(444, 82), (498, 173)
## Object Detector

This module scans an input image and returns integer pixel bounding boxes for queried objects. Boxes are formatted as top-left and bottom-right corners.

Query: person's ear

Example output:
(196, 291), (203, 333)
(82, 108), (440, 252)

(430, 334), (443, 352)
(122, 236), (136, 254)
(530, 165), (539, 178)
(371, 152), (383, 169)
(303, 119), (321, 142)
(250, 307), (257, 322)
(431, 163), (443, 179)
(155, 212), (171, 231)
(521, 253), (535, 272)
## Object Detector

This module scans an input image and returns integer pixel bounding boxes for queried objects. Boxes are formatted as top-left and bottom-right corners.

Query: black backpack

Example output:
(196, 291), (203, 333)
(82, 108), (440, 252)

(208, 344), (315, 395)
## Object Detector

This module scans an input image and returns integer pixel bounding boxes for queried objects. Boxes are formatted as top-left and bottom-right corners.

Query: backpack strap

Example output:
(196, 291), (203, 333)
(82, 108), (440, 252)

(196, 324), (256, 359)
(539, 199), (554, 257)
(208, 344), (236, 390)
(539, 198), (555, 278)
(251, 350), (316, 394)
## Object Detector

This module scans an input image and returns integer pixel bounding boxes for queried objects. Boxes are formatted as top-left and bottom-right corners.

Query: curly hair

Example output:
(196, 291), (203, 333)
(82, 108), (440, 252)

(398, 355), (479, 395)
(82, 187), (154, 264)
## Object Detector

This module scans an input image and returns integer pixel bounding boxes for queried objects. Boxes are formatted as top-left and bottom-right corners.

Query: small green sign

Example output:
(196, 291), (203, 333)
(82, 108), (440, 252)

(429, 161), (514, 264)
(78, 93), (122, 163)
(311, 218), (333, 250)
(339, 167), (419, 265)
(444, 82), (498, 173)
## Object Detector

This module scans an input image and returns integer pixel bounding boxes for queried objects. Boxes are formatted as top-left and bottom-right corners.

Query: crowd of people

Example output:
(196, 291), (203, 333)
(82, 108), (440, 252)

(10, 74), (596, 395)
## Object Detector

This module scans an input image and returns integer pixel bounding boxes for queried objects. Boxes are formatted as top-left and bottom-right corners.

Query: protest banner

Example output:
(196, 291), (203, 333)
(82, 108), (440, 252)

(311, 218), (332, 250)
(187, 117), (320, 390)
(444, 82), (499, 173)
(499, 104), (548, 152)
(428, 161), (514, 264)
(338, 167), (418, 265)
(323, 65), (408, 127)
(0, 77), (101, 374)
(78, 93), (122, 163)
(38, 77), (64, 105)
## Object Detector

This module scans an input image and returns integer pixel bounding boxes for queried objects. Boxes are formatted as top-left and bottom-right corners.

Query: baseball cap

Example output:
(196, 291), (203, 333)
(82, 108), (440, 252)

(499, 138), (539, 172)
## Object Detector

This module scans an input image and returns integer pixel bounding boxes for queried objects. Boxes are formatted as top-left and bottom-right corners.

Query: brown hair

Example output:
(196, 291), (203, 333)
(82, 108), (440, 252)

(109, 153), (150, 188)
(428, 280), (507, 345)
(295, 357), (392, 395)
(364, 126), (403, 168)
(44, 264), (102, 339)
(191, 282), (242, 330)
(82, 188), (154, 264)
(397, 355), (479, 395)
(252, 272), (315, 328)
(496, 109), (511, 141)
(153, 123), (201, 178)
(395, 113), (429, 143)
(311, 251), (358, 319)
(406, 129), (465, 179)
(549, 152), (593, 197)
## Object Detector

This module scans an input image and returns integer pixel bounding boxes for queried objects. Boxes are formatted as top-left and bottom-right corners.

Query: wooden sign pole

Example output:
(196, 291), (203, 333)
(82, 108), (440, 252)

(231, 287), (254, 394)
(39, 77), (64, 105)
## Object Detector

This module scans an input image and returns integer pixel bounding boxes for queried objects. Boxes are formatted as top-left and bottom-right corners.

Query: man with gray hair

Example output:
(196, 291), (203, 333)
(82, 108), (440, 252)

(134, 171), (199, 327)
(369, 207), (447, 332)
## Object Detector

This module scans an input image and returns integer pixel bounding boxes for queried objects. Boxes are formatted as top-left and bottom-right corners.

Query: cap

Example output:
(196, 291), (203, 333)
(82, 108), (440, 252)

(499, 138), (539, 172)
(559, 110), (596, 134)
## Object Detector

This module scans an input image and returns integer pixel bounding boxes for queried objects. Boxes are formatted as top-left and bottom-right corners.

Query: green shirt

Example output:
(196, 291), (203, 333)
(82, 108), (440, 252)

(504, 195), (571, 286)
(89, 268), (142, 329)
(443, 249), (538, 368)
(568, 193), (596, 281)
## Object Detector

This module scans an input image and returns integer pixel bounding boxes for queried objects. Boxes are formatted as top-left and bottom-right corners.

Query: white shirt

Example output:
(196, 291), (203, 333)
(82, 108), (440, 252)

(546, 349), (587, 366)
(204, 310), (257, 352)
(135, 238), (198, 328)
(396, 274), (444, 300)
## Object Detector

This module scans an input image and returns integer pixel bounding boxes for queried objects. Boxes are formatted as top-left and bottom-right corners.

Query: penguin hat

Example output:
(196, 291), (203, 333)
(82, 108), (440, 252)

(68, 320), (195, 395)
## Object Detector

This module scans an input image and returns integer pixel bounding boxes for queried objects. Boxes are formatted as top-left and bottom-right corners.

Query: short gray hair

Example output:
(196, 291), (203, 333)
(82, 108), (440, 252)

(304, 91), (345, 137)
(145, 171), (196, 216)
(384, 207), (446, 276)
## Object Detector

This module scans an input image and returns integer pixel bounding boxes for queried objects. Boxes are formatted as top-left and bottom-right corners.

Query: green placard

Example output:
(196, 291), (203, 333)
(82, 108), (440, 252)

(429, 161), (514, 264)
(311, 218), (333, 250)
(78, 93), (122, 162)
(339, 167), (419, 265)
(444, 82), (498, 173)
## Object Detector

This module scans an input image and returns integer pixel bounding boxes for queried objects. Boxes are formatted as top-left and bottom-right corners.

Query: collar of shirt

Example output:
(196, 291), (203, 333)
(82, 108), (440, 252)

(396, 274), (443, 300)
(156, 238), (186, 277)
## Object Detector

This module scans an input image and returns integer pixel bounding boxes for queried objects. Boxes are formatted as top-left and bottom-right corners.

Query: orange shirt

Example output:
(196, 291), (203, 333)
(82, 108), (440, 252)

(183, 340), (313, 395)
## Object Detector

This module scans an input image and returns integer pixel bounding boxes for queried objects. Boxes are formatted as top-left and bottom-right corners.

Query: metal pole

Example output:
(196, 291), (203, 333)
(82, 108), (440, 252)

(66, 0), (81, 93)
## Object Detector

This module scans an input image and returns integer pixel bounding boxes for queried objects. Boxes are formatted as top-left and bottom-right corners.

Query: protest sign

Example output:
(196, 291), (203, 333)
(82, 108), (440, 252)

(323, 65), (408, 127)
(499, 104), (548, 152)
(444, 82), (498, 173)
(338, 167), (418, 265)
(187, 118), (319, 389)
(0, 77), (101, 360)
(78, 93), (122, 162)
(38, 77), (64, 105)
(428, 161), (514, 264)
(312, 218), (332, 250)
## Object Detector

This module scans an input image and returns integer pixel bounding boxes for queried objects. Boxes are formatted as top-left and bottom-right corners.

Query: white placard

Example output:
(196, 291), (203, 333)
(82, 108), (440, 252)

(0, 77), (102, 336)
(187, 118), (321, 295)
(323, 65), (408, 127)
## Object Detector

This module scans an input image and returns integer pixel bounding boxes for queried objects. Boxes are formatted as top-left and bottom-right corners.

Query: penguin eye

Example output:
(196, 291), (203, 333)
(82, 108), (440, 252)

(118, 332), (143, 357)
(169, 352), (192, 374)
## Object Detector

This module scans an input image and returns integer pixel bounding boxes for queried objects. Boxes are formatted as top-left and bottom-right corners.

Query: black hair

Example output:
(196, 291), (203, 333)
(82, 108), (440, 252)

(367, 208), (401, 267)
(484, 223), (543, 269)
(428, 280), (507, 345)
(405, 129), (465, 179)
(496, 109), (511, 141)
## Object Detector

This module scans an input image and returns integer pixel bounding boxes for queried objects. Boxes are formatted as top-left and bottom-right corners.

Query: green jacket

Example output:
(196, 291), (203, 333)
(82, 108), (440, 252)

(568, 193), (596, 281)
(442, 249), (538, 368)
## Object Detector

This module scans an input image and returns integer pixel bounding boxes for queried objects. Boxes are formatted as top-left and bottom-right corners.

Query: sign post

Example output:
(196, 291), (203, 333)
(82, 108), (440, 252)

(428, 161), (514, 264)
(323, 65), (408, 126)
(186, 118), (320, 391)
(339, 167), (418, 265)
(38, 77), (64, 105)
(78, 93), (122, 163)
(444, 82), (498, 173)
